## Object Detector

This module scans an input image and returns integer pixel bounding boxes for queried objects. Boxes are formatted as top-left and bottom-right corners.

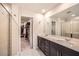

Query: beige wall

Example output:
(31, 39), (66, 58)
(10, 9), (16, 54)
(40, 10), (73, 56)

(10, 4), (21, 56)
(21, 7), (36, 17)
(0, 4), (9, 56)
(2, 3), (21, 56)
(33, 14), (45, 49)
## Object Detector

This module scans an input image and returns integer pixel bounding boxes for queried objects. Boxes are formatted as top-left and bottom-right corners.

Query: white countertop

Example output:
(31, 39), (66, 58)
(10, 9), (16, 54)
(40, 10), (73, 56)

(38, 35), (79, 52)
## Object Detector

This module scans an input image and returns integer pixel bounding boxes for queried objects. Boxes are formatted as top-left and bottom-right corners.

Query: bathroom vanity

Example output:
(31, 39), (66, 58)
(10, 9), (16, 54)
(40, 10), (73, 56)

(38, 35), (79, 56)
(37, 4), (79, 56)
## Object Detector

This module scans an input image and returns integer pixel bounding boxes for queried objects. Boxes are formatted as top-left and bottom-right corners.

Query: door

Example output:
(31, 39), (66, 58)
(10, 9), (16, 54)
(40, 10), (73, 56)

(0, 4), (9, 56)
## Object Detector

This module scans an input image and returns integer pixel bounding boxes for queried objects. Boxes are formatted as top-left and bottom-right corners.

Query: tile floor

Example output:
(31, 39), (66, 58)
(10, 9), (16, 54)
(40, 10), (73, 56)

(21, 37), (30, 51)
(20, 37), (45, 56)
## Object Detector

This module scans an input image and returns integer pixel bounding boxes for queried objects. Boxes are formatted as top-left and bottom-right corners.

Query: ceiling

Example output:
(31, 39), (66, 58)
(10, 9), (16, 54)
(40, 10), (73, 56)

(18, 3), (61, 13)
(51, 4), (79, 21)
(19, 3), (61, 23)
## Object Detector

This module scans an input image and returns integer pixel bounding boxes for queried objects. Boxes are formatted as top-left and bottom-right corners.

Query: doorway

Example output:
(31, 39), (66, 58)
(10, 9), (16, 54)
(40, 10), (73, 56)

(21, 16), (33, 51)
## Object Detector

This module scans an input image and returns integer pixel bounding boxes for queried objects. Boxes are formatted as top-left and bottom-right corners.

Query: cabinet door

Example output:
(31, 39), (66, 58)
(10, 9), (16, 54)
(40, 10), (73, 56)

(49, 41), (58, 56)
(38, 37), (45, 52)
(44, 39), (50, 56)
(61, 46), (79, 56)
(49, 41), (60, 56)
(38, 37), (50, 56)
(38, 36), (41, 49)
(41, 38), (45, 52)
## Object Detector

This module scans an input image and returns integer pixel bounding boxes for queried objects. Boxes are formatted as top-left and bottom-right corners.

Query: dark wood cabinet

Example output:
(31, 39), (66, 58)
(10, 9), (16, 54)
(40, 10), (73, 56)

(38, 36), (41, 49)
(44, 39), (50, 56)
(38, 37), (45, 52)
(38, 36), (50, 56)
(38, 36), (79, 56)
(60, 45), (79, 56)
(49, 41), (61, 56)
(41, 38), (45, 52)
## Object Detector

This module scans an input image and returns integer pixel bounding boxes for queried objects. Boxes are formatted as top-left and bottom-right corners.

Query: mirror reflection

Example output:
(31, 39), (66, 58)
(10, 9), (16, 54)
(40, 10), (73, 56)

(50, 4), (79, 39)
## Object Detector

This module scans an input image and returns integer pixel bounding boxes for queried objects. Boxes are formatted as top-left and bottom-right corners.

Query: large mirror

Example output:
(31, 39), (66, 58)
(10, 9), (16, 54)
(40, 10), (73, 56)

(50, 4), (79, 39)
